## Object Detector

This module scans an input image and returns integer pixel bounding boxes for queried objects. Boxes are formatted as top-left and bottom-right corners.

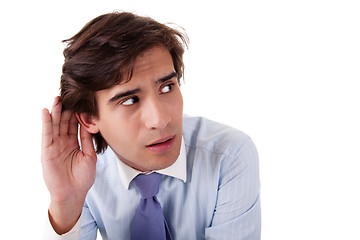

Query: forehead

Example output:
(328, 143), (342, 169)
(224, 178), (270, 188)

(132, 46), (174, 77)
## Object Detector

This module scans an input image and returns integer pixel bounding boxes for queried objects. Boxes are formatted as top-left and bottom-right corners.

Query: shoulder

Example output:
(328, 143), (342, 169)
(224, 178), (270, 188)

(182, 114), (256, 158)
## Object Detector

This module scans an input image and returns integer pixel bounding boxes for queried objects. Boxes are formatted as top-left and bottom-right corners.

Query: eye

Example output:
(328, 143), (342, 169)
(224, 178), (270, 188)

(120, 96), (139, 106)
(160, 83), (175, 94)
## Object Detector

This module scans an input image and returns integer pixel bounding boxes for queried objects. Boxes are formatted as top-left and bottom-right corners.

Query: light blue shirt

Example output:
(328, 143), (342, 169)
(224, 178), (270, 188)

(80, 115), (261, 239)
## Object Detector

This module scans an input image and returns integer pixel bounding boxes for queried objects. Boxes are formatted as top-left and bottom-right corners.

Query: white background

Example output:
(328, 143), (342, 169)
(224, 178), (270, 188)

(1, 0), (359, 239)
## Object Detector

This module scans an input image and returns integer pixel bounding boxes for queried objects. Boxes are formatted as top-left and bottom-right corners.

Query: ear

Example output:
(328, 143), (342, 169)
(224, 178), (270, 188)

(75, 112), (100, 134)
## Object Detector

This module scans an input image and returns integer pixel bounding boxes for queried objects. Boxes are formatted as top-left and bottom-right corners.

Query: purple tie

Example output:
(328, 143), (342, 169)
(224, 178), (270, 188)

(130, 172), (172, 240)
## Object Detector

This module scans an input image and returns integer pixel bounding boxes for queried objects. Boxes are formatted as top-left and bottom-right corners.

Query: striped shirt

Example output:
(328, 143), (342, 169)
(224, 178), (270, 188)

(44, 115), (261, 240)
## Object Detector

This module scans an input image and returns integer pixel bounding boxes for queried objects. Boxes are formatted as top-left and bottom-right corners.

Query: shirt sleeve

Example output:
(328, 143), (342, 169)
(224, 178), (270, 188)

(43, 212), (82, 240)
(205, 138), (261, 240)
(79, 200), (98, 239)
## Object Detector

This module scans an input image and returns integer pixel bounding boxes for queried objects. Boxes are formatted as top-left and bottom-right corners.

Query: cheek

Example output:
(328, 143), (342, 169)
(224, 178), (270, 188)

(97, 115), (133, 144)
(176, 94), (184, 119)
(171, 90), (183, 114)
(101, 122), (139, 157)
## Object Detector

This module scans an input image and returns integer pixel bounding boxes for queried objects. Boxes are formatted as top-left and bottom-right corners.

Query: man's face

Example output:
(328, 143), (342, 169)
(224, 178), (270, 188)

(91, 46), (183, 172)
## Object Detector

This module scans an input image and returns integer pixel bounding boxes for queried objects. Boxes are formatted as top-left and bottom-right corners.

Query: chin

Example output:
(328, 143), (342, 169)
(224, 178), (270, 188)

(149, 148), (181, 171)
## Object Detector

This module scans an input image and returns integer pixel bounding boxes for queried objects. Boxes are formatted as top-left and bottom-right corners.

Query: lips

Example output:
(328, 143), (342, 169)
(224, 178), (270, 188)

(146, 136), (176, 153)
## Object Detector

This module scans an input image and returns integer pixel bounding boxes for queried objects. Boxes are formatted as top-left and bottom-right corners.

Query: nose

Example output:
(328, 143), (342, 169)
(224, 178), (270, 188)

(142, 97), (170, 130)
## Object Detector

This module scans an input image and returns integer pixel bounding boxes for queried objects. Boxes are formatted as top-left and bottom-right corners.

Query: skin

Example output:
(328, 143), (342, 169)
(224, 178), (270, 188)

(41, 46), (184, 234)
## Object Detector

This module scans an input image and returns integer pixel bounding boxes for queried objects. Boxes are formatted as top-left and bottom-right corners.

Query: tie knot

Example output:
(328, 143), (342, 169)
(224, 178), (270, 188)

(133, 172), (162, 199)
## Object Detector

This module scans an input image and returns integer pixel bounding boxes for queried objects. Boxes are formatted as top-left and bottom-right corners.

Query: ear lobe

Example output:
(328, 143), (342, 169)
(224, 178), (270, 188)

(75, 112), (100, 134)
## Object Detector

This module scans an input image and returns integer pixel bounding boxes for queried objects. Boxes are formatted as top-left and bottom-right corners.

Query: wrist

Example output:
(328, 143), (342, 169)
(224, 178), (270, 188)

(48, 198), (84, 235)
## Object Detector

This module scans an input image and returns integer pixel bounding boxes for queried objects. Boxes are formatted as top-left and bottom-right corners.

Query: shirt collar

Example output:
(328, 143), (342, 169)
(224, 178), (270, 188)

(115, 137), (187, 189)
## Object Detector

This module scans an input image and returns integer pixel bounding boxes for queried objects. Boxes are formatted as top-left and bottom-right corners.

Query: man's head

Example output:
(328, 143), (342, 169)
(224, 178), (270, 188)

(60, 12), (188, 171)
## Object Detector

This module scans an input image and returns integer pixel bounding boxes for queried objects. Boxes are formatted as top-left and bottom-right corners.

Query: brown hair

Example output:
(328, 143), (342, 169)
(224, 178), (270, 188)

(60, 11), (188, 153)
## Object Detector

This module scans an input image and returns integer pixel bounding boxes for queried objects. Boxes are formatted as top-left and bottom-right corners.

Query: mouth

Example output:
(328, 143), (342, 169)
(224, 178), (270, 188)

(146, 136), (176, 153)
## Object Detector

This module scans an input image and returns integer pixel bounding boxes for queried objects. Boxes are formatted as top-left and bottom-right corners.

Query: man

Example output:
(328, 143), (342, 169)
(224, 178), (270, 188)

(42, 11), (260, 239)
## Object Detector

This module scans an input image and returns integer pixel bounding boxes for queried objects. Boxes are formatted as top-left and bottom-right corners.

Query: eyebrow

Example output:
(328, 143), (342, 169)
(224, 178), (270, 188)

(156, 72), (178, 85)
(107, 72), (178, 104)
(108, 88), (141, 104)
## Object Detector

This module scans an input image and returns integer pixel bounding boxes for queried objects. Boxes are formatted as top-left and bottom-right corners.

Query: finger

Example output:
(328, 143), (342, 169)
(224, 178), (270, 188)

(41, 108), (53, 148)
(59, 110), (72, 136)
(68, 112), (79, 136)
(51, 96), (61, 137)
(79, 124), (97, 161)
